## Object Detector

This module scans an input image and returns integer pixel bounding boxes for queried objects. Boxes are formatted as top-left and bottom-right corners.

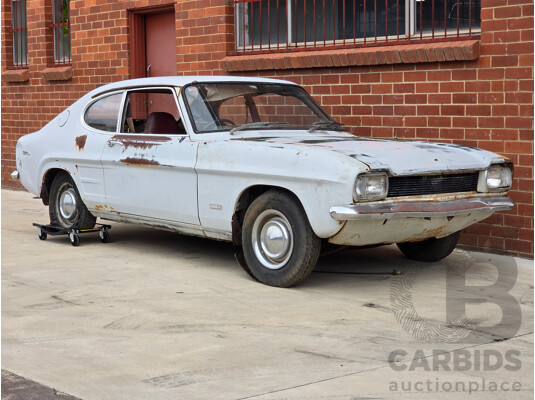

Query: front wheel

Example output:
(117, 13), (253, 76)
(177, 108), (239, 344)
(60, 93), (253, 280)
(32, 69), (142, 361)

(397, 231), (460, 262)
(49, 171), (96, 230)
(241, 190), (321, 287)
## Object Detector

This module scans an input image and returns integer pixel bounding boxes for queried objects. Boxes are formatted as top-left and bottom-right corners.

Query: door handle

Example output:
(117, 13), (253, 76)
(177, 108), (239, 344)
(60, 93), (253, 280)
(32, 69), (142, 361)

(146, 63), (151, 77)
(107, 139), (124, 147)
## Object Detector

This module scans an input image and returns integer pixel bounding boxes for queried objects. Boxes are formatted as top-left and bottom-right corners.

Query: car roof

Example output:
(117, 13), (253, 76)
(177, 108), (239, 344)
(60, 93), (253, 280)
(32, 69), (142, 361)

(89, 76), (298, 98)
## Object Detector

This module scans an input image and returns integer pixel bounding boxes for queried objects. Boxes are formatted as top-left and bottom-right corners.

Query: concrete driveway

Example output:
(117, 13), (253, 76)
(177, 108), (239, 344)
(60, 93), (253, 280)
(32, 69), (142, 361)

(2, 189), (533, 399)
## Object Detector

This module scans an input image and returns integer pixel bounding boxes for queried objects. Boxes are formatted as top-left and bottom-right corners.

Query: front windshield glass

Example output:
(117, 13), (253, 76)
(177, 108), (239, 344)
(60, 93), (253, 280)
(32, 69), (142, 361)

(183, 82), (340, 133)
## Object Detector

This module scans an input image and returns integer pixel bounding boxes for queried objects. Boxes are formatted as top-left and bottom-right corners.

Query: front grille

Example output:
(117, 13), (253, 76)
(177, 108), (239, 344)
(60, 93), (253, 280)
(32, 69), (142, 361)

(388, 173), (479, 197)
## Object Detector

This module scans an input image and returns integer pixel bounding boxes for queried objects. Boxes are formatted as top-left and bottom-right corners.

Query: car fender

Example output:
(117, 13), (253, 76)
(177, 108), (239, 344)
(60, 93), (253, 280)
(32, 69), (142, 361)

(196, 140), (369, 238)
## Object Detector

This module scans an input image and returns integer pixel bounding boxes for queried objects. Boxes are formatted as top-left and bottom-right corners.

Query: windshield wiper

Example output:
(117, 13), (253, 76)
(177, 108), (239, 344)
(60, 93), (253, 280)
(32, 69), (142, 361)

(308, 120), (345, 133)
(229, 122), (289, 135)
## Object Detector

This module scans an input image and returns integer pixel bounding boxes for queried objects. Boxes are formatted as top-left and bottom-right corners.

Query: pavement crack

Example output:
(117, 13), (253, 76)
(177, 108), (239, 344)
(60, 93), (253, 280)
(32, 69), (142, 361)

(294, 348), (354, 362)
(238, 332), (534, 400)
(51, 295), (80, 306)
(236, 365), (389, 400)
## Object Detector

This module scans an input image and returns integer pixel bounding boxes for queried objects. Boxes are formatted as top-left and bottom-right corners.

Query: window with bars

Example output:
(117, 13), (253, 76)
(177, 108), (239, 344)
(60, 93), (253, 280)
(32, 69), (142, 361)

(11, 0), (28, 68)
(233, 0), (480, 54)
(51, 0), (71, 65)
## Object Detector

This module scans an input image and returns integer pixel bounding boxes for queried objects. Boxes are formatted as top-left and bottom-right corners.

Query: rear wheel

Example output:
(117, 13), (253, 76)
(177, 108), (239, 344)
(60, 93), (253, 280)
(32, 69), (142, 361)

(49, 171), (96, 230)
(241, 190), (321, 287)
(397, 231), (460, 262)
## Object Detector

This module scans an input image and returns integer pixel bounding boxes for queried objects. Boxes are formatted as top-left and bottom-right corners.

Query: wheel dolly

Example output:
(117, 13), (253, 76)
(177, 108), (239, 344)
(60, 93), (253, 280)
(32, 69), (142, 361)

(32, 223), (111, 246)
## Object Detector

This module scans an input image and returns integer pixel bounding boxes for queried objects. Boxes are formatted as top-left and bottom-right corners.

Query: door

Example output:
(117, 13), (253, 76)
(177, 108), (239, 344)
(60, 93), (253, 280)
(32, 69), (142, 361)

(100, 87), (200, 226)
(145, 11), (176, 77)
(130, 7), (177, 116)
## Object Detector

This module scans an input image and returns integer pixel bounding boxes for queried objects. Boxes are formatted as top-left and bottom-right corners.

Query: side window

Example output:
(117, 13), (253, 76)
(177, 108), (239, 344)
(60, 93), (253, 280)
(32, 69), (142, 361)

(121, 88), (185, 135)
(84, 93), (123, 132)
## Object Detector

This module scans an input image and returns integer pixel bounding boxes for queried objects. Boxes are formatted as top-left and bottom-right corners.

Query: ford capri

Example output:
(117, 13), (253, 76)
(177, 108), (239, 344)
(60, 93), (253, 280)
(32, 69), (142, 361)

(12, 76), (514, 287)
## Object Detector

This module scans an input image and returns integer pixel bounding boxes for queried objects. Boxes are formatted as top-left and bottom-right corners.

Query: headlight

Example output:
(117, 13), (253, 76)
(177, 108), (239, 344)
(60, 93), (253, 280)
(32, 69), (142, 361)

(355, 173), (388, 201)
(483, 165), (513, 192)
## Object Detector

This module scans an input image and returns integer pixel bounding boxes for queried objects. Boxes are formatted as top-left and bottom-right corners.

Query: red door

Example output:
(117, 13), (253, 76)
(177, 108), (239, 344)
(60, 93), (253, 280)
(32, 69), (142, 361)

(146, 11), (177, 116)
(145, 11), (176, 78)
(129, 8), (177, 119)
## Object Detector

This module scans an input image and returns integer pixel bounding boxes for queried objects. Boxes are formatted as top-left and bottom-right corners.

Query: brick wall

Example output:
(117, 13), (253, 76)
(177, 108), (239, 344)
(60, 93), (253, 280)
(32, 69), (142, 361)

(1, 0), (533, 257)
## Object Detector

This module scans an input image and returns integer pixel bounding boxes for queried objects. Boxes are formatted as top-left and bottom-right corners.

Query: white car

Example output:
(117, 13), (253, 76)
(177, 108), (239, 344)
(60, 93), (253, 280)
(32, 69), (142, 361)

(12, 76), (514, 287)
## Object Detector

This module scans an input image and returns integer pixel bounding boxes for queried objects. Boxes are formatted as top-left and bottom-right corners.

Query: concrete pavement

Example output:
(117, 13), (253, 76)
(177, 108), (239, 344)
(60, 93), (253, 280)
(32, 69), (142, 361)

(2, 188), (533, 399)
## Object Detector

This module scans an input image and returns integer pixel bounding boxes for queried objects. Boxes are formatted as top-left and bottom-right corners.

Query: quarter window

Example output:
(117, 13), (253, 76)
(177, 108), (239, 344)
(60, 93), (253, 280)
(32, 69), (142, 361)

(11, 0), (28, 68)
(84, 93), (123, 132)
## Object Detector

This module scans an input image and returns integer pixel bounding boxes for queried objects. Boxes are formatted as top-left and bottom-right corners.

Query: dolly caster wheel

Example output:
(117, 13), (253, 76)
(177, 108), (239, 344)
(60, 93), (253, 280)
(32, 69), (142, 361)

(69, 232), (80, 247)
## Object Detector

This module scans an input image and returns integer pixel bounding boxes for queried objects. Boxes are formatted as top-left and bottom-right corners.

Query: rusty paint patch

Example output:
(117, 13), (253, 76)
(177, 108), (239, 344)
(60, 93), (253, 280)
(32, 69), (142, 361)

(111, 135), (171, 150)
(94, 205), (108, 210)
(75, 135), (87, 151)
(120, 157), (160, 166)
(406, 226), (447, 242)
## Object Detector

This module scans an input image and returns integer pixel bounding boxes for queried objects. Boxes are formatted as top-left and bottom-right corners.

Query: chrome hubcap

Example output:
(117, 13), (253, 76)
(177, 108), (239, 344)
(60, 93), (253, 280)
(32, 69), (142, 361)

(59, 187), (77, 221)
(252, 210), (293, 270)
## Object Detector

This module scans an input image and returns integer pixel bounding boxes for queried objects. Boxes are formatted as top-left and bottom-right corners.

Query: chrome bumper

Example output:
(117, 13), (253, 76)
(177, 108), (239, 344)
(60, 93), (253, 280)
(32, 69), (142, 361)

(330, 196), (514, 221)
(10, 170), (19, 181)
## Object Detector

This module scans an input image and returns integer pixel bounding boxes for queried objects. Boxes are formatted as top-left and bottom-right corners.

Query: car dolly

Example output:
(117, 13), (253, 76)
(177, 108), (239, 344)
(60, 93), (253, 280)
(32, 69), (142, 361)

(32, 223), (111, 246)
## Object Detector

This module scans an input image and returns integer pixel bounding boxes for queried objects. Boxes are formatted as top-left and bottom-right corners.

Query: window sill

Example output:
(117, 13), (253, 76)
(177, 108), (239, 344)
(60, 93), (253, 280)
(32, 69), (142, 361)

(41, 66), (72, 81)
(222, 40), (479, 72)
(2, 69), (29, 83)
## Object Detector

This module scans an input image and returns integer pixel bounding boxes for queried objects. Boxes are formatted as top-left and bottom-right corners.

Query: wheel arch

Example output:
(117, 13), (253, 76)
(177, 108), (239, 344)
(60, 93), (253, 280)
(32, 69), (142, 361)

(40, 168), (68, 205)
(231, 184), (306, 247)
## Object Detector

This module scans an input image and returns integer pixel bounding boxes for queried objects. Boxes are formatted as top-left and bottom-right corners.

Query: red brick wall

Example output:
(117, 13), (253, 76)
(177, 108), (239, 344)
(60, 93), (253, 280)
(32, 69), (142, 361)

(1, 0), (533, 257)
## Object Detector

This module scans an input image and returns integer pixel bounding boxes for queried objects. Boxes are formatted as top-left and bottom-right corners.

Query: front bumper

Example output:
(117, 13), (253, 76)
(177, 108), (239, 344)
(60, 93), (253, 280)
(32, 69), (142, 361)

(329, 196), (514, 221)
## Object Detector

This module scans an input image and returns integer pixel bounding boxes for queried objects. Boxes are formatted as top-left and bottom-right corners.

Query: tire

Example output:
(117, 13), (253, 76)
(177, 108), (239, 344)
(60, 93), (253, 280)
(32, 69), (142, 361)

(49, 171), (96, 230)
(397, 231), (460, 262)
(241, 190), (321, 287)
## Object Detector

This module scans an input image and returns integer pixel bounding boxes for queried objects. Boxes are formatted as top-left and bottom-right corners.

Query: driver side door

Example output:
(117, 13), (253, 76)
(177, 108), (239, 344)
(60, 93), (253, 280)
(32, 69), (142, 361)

(100, 87), (200, 226)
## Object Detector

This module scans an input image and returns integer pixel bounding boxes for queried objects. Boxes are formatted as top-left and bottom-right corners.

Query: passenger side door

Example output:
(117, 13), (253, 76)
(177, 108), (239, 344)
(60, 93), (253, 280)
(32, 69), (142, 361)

(100, 87), (199, 226)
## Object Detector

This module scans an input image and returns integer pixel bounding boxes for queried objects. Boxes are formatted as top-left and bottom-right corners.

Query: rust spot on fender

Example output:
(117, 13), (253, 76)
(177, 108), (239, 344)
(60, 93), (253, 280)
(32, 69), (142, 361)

(120, 157), (160, 166)
(95, 204), (108, 210)
(111, 135), (171, 150)
(75, 135), (87, 151)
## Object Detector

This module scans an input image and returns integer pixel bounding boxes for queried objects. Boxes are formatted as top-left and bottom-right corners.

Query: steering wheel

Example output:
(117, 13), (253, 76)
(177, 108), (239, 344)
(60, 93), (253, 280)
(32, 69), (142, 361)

(219, 118), (236, 127)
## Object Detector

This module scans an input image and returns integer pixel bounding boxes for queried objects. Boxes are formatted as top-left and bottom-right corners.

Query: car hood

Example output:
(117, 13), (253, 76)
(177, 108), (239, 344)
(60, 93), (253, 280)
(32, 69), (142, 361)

(230, 133), (505, 175)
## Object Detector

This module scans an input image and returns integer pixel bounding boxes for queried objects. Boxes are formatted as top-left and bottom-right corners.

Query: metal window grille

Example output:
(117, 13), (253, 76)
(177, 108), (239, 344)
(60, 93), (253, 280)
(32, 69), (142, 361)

(232, 0), (480, 54)
(50, 0), (71, 65)
(10, 0), (28, 68)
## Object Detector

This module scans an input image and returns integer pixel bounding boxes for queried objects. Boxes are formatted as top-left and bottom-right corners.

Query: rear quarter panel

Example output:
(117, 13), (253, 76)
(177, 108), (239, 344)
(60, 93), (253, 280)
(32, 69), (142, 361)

(16, 94), (107, 206)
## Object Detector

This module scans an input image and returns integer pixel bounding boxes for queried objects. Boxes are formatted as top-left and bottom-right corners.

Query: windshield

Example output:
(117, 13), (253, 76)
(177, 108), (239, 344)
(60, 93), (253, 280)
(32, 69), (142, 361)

(183, 82), (341, 134)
